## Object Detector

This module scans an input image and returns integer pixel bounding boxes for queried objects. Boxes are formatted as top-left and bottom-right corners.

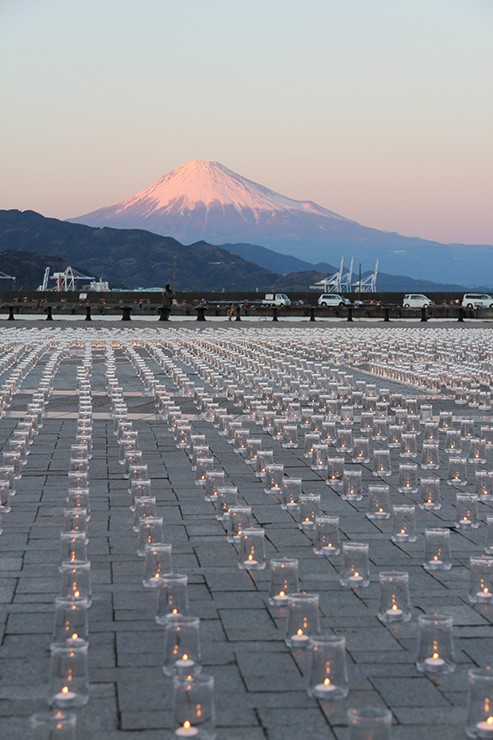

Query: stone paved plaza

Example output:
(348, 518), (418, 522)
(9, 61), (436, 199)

(1, 323), (493, 739)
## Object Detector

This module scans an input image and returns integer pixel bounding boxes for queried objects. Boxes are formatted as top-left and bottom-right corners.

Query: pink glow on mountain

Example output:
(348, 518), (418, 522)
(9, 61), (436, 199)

(106, 159), (347, 221)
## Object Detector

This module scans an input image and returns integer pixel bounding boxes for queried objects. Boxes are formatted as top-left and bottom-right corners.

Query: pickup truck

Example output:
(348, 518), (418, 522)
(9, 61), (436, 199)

(261, 293), (291, 307)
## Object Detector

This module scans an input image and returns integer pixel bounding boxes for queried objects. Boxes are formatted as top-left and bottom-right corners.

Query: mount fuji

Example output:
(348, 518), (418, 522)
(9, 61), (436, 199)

(71, 160), (493, 284)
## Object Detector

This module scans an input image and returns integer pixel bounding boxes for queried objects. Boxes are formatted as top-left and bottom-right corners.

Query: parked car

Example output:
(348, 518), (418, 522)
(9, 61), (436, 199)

(461, 293), (493, 309)
(318, 294), (351, 307)
(261, 293), (291, 307)
(402, 294), (433, 308)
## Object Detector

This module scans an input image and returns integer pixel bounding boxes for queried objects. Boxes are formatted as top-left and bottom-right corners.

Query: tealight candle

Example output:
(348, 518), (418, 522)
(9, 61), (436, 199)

(476, 716), (493, 734)
(290, 628), (309, 645)
(54, 686), (77, 703)
(175, 720), (199, 737)
(424, 652), (445, 669)
(314, 677), (337, 695)
(175, 654), (195, 669)
(349, 572), (363, 584)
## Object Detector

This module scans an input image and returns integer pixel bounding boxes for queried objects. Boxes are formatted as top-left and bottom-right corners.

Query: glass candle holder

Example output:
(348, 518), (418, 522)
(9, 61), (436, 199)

(388, 424), (402, 449)
(31, 710), (77, 740)
(424, 528), (452, 571)
(377, 571), (411, 623)
(466, 667), (493, 738)
(52, 597), (89, 645)
(372, 449), (392, 477)
(298, 493), (321, 532)
(264, 464), (284, 495)
(238, 528), (266, 570)
(476, 472), (493, 502)
(311, 444), (329, 472)
(461, 418), (475, 440)
(245, 438), (262, 467)
(0, 480), (11, 512)
(469, 439), (486, 465)
(304, 433), (321, 459)
(352, 437), (370, 463)
(256, 450), (274, 480)
(268, 557), (299, 606)
(367, 484), (391, 520)
(313, 515), (341, 556)
(226, 506), (252, 543)
(348, 707), (392, 740)
(195, 458), (215, 487)
(156, 573), (189, 623)
(340, 542), (370, 588)
(307, 634), (349, 700)
(191, 446), (209, 471)
(233, 428), (250, 455)
(63, 509), (88, 539)
(372, 418), (388, 442)
(445, 430), (462, 455)
(282, 424), (299, 449)
(163, 615), (201, 677)
(342, 470), (363, 502)
(124, 449), (143, 478)
(172, 673), (215, 739)
(397, 463), (418, 494)
(336, 428), (353, 454)
(326, 457), (344, 488)
(137, 516), (164, 556)
(132, 496), (157, 531)
(60, 533), (88, 564)
(447, 457), (468, 486)
(400, 432), (417, 459)
(360, 412), (373, 435)
(455, 493), (479, 529)
(421, 441), (440, 470)
(129, 479), (152, 509)
(281, 478), (302, 511)
(416, 613), (455, 674)
(469, 556), (493, 605)
(485, 515), (493, 555)
(49, 638), (89, 708)
(66, 489), (90, 519)
(419, 477), (441, 511)
(215, 486), (239, 521)
(143, 543), (173, 588)
(321, 420), (337, 444)
(59, 561), (92, 605)
(204, 470), (225, 502)
(423, 421), (439, 442)
(285, 592), (320, 648)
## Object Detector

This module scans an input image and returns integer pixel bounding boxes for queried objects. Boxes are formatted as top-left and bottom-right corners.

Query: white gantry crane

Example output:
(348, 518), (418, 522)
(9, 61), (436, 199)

(353, 259), (379, 293)
(38, 266), (96, 292)
(309, 257), (345, 292)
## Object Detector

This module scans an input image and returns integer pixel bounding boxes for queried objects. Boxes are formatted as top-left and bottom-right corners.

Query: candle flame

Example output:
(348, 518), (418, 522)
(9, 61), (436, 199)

(354, 571), (360, 578)
(61, 686), (69, 694)
(279, 590), (285, 597)
(183, 720), (191, 729)
(323, 677), (331, 686)
(72, 632), (78, 639)
(432, 652), (439, 660)
(297, 628), (303, 637)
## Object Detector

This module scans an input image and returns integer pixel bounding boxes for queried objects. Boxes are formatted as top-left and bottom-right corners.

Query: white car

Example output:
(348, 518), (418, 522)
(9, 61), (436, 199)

(402, 294), (433, 308)
(461, 293), (493, 309)
(318, 294), (351, 307)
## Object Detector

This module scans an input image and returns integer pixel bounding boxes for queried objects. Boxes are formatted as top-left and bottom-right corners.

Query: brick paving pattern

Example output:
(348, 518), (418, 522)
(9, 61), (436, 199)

(0, 325), (492, 739)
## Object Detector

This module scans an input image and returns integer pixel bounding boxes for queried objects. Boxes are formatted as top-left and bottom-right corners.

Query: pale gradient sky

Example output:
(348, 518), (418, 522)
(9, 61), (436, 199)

(1, 0), (492, 244)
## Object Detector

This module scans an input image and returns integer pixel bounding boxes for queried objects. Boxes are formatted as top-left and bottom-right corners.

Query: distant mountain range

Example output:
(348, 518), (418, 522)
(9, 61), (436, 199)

(70, 159), (493, 285)
(0, 209), (470, 292)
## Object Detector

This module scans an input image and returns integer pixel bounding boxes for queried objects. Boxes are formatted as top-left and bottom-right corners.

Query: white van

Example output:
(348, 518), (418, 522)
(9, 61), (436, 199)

(318, 294), (351, 307)
(461, 293), (493, 309)
(402, 294), (432, 308)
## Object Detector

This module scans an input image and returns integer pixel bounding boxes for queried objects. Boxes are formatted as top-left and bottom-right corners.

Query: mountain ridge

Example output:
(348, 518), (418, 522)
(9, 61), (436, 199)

(69, 159), (493, 284)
